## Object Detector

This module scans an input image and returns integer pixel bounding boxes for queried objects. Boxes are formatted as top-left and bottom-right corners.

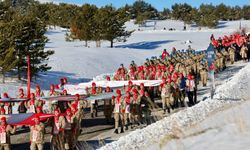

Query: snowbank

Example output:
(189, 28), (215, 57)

(99, 62), (250, 150)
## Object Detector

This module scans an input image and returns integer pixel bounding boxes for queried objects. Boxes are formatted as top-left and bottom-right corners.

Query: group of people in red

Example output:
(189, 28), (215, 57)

(0, 77), (84, 150)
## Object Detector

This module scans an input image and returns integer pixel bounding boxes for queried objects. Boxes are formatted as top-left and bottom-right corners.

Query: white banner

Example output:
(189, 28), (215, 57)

(64, 80), (162, 95)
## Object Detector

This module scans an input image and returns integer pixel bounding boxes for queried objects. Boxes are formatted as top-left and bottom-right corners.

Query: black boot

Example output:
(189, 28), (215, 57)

(120, 128), (124, 133)
(167, 108), (170, 114)
(91, 113), (94, 118)
(125, 125), (128, 130)
(114, 129), (118, 134)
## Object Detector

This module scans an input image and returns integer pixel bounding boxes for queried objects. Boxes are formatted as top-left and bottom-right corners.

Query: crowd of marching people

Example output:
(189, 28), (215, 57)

(0, 32), (249, 149)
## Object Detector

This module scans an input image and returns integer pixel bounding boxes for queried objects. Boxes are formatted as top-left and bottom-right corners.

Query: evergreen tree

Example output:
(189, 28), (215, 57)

(135, 12), (151, 27)
(0, 5), (18, 82)
(214, 3), (229, 21)
(14, 15), (54, 79)
(196, 4), (218, 28)
(171, 3), (194, 29)
(242, 6), (250, 20)
(130, 1), (158, 19)
(97, 5), (132, 48)
(70, 4), (98, 47)
(161, 8), (171, 19)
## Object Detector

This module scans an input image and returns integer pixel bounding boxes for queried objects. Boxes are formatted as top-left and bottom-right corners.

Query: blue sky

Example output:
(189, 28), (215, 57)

(57, 0), (250, 11)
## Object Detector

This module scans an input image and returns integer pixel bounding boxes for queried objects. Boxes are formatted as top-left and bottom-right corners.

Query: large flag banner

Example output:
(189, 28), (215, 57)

(64, 80), (162, 95)
(1, 113), (54, 126)
(207, 43), (216, 99)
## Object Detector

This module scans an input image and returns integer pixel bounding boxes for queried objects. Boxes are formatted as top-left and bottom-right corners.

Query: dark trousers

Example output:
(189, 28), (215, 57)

(186, 91), (194, 106)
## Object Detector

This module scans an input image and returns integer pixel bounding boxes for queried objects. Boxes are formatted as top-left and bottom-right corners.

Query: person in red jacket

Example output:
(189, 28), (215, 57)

(161, 49), (169, 59)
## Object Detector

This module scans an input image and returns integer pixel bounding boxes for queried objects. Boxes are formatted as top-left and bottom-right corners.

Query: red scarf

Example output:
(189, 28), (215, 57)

(30, 99), (35, 105)
(19, 93), (24, 98)
(91, 88), (96, 95)
(115, 96), (121, 104)
(36, 91), (40, 97)
(0, 125), (6, 133)
(126, 96), (130, 104)
(50, 89), (55, 95)
(54, 116), (60, 123)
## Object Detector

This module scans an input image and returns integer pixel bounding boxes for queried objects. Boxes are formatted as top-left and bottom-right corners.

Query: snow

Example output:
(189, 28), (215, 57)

(99, 62), (250, 150)
(0, 20), (249, 94)
(0, 18), (249, 149)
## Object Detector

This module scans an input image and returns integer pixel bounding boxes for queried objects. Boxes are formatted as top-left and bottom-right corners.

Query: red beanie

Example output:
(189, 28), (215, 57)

(75, 94), (80, 99)
(0, 117), (6, 122)
(66, 108), (72, 113)
(132, 89), (138, 94)
(106, 76), (111, 81)
(116, 89), (121, 95)
(54, 108), (60, 113)
(0, 108), (5, 114)
(3, 92), (8, 98)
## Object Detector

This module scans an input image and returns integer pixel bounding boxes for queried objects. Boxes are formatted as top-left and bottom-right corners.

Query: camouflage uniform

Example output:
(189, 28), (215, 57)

(160, 82), (174, 113)
(113, 96), (126, 133)
(0, 125), (16, 150)
(30, 123), (45, 150)
(199, 64), (208, 86)
(51, 116), (66, 150)
(228, 47), (235, 64)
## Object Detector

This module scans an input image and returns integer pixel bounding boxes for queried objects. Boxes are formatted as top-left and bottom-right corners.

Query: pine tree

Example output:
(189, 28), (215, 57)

(196, 4), (218, 28)
(14, 15), (54, 79)
(0, 11), (18, 83)
(171, 3), (194, 29)
(70, 4), (98, 47)
(97, 5), (132, 48)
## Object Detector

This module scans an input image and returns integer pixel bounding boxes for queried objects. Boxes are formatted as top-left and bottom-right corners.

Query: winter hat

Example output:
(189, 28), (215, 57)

(63, 89), (67, 94)
(187, 74), (193, 80)
(0, 117), (6, 122)
(132, 89), (138, 94)
(66, 108), (72, 113)
(106, 76), (111, 81)
(75, 94), (80, 99)
(92, 82), (96, 87)
(116, 89), (121, 95)
(19, 88), (24, 92)
(54, 108), (60, 114)
(0, 108), (5, 114)
(3, 92), (9, 98)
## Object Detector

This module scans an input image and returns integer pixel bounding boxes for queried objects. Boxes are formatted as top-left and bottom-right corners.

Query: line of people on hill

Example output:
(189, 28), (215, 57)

(0, 32), (249, 148)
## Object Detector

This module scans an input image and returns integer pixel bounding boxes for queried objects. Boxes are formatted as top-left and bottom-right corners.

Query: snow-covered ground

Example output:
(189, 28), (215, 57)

(1, 19), (250, 95)
(0, 18), (249, 149)
(99, 61), (250, 150)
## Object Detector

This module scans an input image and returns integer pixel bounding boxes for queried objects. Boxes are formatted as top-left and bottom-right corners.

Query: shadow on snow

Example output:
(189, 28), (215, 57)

(115, 40), (175, 50)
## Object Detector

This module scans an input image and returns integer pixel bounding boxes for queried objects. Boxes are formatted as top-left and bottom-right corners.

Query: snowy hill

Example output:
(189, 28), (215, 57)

(1, 19), (250, 95)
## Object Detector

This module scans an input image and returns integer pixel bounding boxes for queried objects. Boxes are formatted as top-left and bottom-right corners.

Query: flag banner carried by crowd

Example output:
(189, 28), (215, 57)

(1, 113), (54, 126)
(0, 98), (27, 102)
(64, 80), (162, 95)
(38, 94), (87, 101)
